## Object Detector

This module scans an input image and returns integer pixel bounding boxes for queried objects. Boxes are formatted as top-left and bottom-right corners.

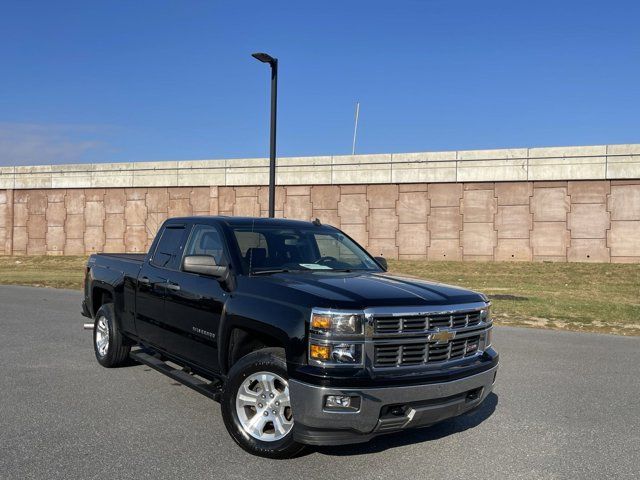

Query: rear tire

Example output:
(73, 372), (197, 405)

(221, 347), (306, 459)
(93, 303), (130, 368)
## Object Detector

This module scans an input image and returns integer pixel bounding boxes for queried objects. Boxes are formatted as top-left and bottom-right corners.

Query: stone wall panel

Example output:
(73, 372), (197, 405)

(169, 198), (192, 217)
(218, 188), (236, 213)
(495, 205), (532, 238)
(310, 186), (340, 210)
(27, 214), (46, 239)
(367, 185), (398, 209)
(234, 196), (260, 217)
(397, 223), (428, 256)
(368, 209), (398, 239)
(368, 238), (398, 258)
(495, 238), (532, 261)
(495, 182), (532, 205)
(125, 225), (147, 253)
(608, 221), (640, 257)
(190, 187), (211, 213)
(568, 203), (609, 239)
(429, 207), (462, 239)
(13, 203), (29, 227)
(104, 189), (126, 214)
(340, 223), (368, 248)
(84, 227), (105, 253)
(568, 181), (610, 204)
(46, 202), (66, 227)
(28, 191), (47, 215)
(608, 184), (640, 220)
(531, 222), (569, 258)
(65, 215), (85, 239)
(427, 239), (462, 261)
(338, 194), (368, 224)
(104, 214), (126, 239)
(284, 195), (312, 220)
(397, 192), (429, 224)
(13, 226), (27, 253)
(65, 190), (85, 214)
(146, 188), (169, 213)
(462, 189), (497, 222)
(85, 202), (105, 227)
(64, 238), (85, 255)
(46, 226), (65, 254)
(461, 223), (496, 256)
(313, 209), (340, 227)
(531, 187), (569, 222)
(567, 239), (610, 263)
(428, 183), (462, 207)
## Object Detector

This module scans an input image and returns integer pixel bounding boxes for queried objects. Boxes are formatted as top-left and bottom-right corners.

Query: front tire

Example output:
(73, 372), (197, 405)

(221, 348), (305, 459)
(93, 303), (130, 368)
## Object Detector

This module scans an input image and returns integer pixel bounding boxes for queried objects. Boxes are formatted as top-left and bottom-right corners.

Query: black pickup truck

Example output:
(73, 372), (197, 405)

(82, 216), (498, 458)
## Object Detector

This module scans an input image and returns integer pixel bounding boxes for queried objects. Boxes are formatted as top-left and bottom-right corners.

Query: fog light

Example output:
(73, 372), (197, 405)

(326, 395), (351, 408)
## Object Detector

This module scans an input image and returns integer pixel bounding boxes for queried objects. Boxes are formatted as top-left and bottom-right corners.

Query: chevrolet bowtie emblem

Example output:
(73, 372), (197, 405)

(428, 330), (456, 343)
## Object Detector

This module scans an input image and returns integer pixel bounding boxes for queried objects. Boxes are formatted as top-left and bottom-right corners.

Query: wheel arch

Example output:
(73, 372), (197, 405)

(218, 296), (307, 375)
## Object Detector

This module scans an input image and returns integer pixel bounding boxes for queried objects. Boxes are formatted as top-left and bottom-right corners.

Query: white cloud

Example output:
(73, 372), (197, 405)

(0, 123), (111, 166)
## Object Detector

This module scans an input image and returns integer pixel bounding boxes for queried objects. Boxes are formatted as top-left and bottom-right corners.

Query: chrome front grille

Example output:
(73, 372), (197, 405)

(374, 310), (482, 334)
(374, 335), (481, 368)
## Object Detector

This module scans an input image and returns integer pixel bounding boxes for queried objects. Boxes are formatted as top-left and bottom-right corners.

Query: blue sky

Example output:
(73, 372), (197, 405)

(0, 0), (638, 165)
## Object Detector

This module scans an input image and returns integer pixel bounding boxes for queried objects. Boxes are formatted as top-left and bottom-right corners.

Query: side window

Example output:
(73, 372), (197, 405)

(184, 225), (226, 266)
(234, 230), (270, 270)
(234, 231), (269, 258)
(151, 226), (186, 270)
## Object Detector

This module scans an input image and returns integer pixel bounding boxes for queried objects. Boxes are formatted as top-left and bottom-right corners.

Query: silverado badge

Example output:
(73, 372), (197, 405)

(428, 330), (456, 343)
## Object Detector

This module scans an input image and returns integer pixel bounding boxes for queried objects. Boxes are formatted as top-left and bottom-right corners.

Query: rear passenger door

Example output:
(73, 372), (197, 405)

(135, 224), (189, 349)
(161, 224), (229, 372)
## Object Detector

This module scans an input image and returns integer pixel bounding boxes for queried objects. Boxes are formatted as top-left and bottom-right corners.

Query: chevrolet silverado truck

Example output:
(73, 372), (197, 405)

(82, 216), (498, 458)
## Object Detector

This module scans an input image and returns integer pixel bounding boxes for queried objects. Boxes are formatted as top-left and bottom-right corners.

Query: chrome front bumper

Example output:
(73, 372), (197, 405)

(289, 364), (498, 445)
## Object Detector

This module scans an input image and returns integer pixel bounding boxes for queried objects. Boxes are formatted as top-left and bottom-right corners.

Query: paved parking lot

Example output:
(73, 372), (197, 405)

(1, 285), (638, 479)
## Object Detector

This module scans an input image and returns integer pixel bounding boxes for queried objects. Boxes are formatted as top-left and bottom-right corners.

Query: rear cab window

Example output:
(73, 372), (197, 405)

(151, 226), (188, 270)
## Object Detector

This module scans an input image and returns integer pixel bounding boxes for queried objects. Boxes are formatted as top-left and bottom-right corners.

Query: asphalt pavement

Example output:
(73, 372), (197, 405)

(0, 285), (638, 479)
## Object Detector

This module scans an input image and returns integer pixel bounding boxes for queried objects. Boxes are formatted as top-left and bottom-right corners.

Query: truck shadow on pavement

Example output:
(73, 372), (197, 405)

(313, 392), (498, 456)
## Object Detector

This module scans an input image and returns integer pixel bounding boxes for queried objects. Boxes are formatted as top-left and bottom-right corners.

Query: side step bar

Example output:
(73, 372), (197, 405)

(130, 350), (223, 401)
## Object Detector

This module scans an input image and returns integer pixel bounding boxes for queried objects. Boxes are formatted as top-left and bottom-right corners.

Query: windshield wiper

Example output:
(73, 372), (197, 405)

(250, 268), (292, 276)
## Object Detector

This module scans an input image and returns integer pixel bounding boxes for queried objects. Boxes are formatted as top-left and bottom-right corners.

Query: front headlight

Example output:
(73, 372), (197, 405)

(310, 310), (364, 335)
(479, 305), (491, 323)
(309, 309), (365, 366)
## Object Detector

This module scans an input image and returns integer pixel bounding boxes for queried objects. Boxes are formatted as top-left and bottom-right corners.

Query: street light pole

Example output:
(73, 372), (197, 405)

(252, 52), (278, 218)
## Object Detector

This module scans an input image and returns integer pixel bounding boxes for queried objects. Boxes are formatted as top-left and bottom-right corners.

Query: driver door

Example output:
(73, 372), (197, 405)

(162, 224), (229, 372)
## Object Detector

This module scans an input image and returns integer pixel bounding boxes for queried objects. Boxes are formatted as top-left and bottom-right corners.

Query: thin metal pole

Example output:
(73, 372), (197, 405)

(268, 60), (278, 218)
(351, 101), (360, 155)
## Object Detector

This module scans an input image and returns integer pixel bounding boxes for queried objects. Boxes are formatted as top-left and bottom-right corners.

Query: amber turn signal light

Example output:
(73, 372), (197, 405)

(310, 344), (331, 361)
(310, 314), (332, 331)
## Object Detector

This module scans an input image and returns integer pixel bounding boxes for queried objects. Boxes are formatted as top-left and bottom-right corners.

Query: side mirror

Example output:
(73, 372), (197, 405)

(374, 256), (388, 271)
(183, 255), (227, 278)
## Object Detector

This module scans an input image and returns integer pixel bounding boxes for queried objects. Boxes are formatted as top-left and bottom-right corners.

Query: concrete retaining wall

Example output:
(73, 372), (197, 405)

(1, 180), (638, 262)
(1, 144), (639, 189)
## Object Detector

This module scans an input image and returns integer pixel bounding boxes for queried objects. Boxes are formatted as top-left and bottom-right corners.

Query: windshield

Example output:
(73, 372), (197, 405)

(229, 225), (382, 274)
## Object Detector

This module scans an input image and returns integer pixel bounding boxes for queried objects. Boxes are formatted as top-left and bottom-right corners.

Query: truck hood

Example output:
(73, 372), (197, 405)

(249, 271), (485, 309)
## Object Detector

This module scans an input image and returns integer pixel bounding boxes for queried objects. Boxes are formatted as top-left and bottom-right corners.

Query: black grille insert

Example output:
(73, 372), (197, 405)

(374, 311), (482, 334)
(373, 335), (481, 367)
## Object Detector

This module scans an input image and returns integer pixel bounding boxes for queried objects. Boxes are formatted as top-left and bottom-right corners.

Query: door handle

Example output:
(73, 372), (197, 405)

(164, 282), (181, 292)
(139, 277), (151, 285)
